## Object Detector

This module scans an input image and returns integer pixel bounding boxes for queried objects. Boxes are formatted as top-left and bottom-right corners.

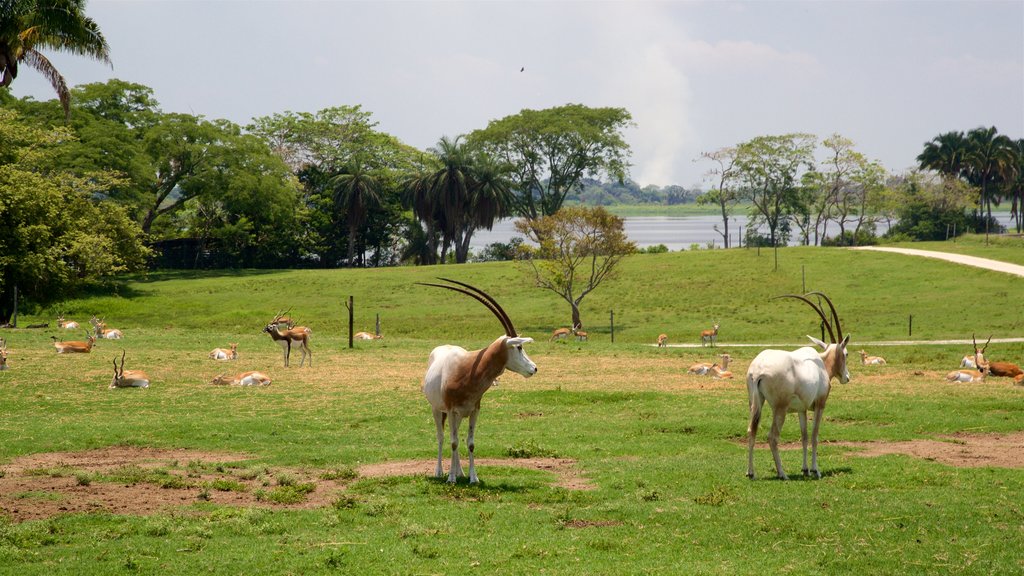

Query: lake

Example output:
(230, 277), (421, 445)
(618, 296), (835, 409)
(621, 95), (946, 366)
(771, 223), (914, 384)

(470, 214), (1018, 252)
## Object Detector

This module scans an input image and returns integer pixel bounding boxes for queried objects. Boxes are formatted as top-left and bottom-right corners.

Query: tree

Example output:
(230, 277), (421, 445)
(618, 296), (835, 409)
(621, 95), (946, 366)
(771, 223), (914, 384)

(964, 126), (1016, 242)
(733, 134), (817, 269)
(697, 147), (739, 248)
(884, 171), (978, 241)
(470, 104), (633, 221)
(332, 159), (381, 267)
(0, 0), (110, 119)
(515, 206), (636, 330)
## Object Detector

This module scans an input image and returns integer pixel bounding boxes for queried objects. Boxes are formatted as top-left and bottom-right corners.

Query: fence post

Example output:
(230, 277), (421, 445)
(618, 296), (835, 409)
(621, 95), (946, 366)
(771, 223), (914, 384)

(610, 310), (615, 344)
(344, 296), (354, 349)
(12, 286), (17, 328)
(909, 314), (912, 337)
(375, 313), (381, 337)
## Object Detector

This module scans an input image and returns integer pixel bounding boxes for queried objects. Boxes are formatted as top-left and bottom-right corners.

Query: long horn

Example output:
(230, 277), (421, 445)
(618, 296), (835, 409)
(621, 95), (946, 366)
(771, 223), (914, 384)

(804, 291), (843, 342)
(417, 278), (516, 337)
(113, 357), (119, 378)
(982, 334), (992, 354)
(120, 349), (126, 375)
(772, 294), (835, 343)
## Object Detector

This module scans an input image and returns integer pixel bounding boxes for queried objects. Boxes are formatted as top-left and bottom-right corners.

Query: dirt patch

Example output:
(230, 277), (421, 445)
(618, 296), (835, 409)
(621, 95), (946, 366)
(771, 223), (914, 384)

(0, 447), (591, 523)
(561, 519), (622, 529)
(772, 431), (1024, 469)
(357, 457), (594, 490)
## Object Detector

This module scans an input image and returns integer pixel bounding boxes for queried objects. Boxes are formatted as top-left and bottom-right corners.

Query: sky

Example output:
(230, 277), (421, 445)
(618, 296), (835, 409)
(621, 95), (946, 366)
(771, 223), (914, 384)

(8, 0), (1024, 189)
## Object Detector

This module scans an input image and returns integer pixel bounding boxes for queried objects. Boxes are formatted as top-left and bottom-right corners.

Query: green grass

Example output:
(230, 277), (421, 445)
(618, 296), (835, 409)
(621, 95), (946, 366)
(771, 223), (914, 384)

(1, 247), (1023, 574)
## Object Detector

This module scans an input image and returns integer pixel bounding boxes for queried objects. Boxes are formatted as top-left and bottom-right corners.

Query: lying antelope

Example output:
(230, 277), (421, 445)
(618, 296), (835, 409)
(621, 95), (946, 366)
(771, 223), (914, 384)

(53, 333), (96, 354)
(418, 277), (537, 484)
(0, 338), (8, 370)
(945, 367), (987, 383)
(551, 327), (571, 341)
(657, 334), (668, 347)
(688, 353), (732, 375)
(57, 314), (79, 330)
(701, 323), (720, 347)
(210, 371), (272, 386)
(209, 343), (238, 361)
(263, 312), (312, 367)
(858, 350), (886, 365)
(971, 334), (1024, 383)
(710, 363), (734, 379)
(90, 316), (123, 339)
(747, 292), (850, 480)
(354, 331), (383, 340)
(110, 351), (149, 388)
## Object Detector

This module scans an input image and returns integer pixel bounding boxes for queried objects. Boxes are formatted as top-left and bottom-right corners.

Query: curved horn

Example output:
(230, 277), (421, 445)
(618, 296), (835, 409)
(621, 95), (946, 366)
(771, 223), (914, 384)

(982, 334), (992, 354)
(417, 278), (516, 337)
(112, 357), (119, 378)
(804, 291), (843, 342)
(119, 349), (126, 375)
(772, 294), (835, 343)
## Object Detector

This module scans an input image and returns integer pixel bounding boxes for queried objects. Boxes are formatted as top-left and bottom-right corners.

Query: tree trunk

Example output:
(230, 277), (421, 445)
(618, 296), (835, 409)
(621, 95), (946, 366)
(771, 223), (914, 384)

(570, 300), (582, 331)
(347, 223), (358, 267)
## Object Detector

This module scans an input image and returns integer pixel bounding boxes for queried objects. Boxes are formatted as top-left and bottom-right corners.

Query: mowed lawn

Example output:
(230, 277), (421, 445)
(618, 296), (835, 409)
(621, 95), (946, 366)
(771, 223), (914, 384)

(1, 246), (1022, 574)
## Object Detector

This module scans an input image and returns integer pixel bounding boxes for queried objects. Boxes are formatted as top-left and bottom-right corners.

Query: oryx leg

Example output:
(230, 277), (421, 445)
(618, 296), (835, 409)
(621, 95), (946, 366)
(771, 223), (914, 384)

(799, 411), (810, 476)
(809, 404), (824, 479)
(767, 406), (788, 480)
(746, 394), (764, 479)
(447, 411), (464, 483)
(433, 408), (446, 478)
(467, 408), (480, 484)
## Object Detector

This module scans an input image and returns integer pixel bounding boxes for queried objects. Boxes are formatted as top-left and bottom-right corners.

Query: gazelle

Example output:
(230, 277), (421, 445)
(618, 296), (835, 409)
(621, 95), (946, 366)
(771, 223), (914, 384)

(52, 333), (96, 354)
(551, 327), (571, 341)
(688, 353), (732, 375)
(263, 311), (312, 367)
(574, 329), (588, 342)
(209, 343), (238, 361)
(945, 367), (987, 383)
(971, 335), (1024, 383)
(90, 316), (123, 339)
(418, 277), (537, 484)
(57, 314), (79, 330)
(710, 363), (734, 379)
(858, 350), (886, 365)
(354, 331), (383, 340)
(701, 323), (720, 347)
(110, 351), (149, 388)
(657, 333), (668, 347)
(0, 338), (8, 370)
(210, 371), (272, 386)
(746, 292), (850, 480)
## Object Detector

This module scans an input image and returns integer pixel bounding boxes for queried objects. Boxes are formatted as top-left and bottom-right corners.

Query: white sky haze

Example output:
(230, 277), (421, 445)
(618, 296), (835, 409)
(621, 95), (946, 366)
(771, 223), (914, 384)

(8, 0), (1024, 188)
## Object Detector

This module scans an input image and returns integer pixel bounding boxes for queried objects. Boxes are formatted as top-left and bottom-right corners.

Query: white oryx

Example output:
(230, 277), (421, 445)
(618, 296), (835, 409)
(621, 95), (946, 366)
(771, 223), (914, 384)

(110, 350), (149, 388)
(210, 371), (272, 386)
(746, 292), (850, 480)
(418, 278), (537, 484)
(209, 343), (238, 361)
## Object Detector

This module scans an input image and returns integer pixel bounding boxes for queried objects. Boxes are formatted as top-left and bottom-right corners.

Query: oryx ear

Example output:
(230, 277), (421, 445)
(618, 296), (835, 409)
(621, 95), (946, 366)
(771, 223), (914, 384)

(506, 337), (533, 347)
(806, 335), (828, 350)
(840, 334), (851, 349)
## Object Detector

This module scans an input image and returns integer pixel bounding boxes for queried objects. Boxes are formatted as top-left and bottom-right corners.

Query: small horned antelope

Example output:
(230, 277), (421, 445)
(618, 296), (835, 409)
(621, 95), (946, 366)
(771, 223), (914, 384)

(710, 364), (734, 379)
(747, 293), (850, 480)
(263, 311), (312, 367)
(354, 331), (383, 340)
(971, 334), (1024, 383)
(52, 333), (96, 354)
(418, 278), (537, 484)
(701, 323), (720, 347)
(210, 371), (272, 386)
(209, 343), (238, 361)
(574, 329), (588, 342)
(946, 367), (987, 383)
(657, 334), (668, 347)
(90, 316), (123, 339)
(858, 350), (886, 365)
(57, 314), (79, 330)
(688, 353), (731, 375)
(551, 327), (571, 341)
(0, 338), (8, 370)
(110, 351), (149, 388)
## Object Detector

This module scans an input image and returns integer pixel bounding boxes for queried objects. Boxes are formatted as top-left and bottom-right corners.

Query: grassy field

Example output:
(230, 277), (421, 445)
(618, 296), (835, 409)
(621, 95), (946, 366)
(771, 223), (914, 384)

(1, 247), (1022, 574)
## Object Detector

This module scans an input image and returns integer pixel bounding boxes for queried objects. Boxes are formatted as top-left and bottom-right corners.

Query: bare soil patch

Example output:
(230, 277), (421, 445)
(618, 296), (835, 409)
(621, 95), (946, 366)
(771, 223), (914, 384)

(773, 431), (1024, 469)
(0, 447), (590, 523)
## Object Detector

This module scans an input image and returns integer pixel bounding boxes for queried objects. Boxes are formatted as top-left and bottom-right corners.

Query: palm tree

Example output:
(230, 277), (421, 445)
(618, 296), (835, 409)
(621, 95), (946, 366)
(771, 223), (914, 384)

(965, 127), (1016, 242)
(917, 131), (968, 180)
(427, 136), (475, 263)
(457, 152), (513, 262)
(331, 159), (381, 267)
(0, 0), (111, 119)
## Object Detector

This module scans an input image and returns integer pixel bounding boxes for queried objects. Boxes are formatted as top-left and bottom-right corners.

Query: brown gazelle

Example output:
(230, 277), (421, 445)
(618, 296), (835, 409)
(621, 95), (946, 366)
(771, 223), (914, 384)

(90, 316), (123, 339)
(57, 314), (79, 330)
(701, 323), (720, 347)
(354, 331), (383, 341)
(110, 351), (149, 388)
(418, 278), (537, 484)
(574, 328), (588, 342)
(0, 338), (8, 370)
(689, 353), (732, 375)
(858, 350), (887, 365)
(550, 327), (571, 341)
(972, 334), (1023, 383)
(657, 333), (668, 347)
(53, 332), (96, 354)
(209, 343), (238, 361)
(263, 311), (312, 367)
(210, 371), (272, 386)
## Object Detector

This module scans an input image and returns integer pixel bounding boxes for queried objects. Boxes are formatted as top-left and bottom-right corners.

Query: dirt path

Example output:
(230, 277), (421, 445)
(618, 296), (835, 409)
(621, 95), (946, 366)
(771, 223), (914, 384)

(850, 246), (1024, 278)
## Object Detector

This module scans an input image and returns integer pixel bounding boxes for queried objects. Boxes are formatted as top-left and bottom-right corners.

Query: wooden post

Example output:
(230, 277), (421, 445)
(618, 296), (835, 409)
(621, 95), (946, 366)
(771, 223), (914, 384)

(375, 313), (381, 337)
(344, 296), (354, 349)
(610, 310), (615, 344)
(909, 314), (912, 337)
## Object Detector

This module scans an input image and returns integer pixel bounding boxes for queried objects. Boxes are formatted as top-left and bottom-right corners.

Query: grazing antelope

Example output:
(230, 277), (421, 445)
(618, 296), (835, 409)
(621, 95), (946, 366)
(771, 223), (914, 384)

(858, 350), (886, 365)
(746, 292), (850, 480)
(110, 351), (149, 388)
(210, 371), (272, 386)
(945, 367), (987, 383)
(657, 334), (668, 347)
(551, 327), (571, 341)
(0, 338), (8, 370)
(209, 343), (238, 361)
(971, 334), (1024, 382)
(90, 316), (123, 339)
(354, 331), (383, 340)
(688, 353), (732, 375)
(574, 329), (588, 342)
(701, 323), (720, 347)
(52, 333), (96, 354)
(418, 278), (537, 484)
(263, 311), (312, 367)
(57, 314), (79, 330)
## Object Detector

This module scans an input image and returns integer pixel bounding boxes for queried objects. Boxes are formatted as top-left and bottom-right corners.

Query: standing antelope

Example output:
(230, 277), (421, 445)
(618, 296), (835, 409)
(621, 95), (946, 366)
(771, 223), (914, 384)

(210, 371), (272, 386)
(263, 312), (312, 367)
(52, 333), (96, 354)
(746, 293), (850, 480)
(688, 353), (731, 375)
(858, 350), (887, 365)
(418, 278), (537, 484)
(354, 331), (383, 340)
(574, 329), (588, 342)
(972, 335), (1024, 383)
(657, 334), (668, 347)
(701, 323), (720, 347)
(0, 338), (8, 370)
(57, 314), (79, 330)
(110, 351), (149, 388)
(209, 343), (238, 361)
(550, 327), (571, 341)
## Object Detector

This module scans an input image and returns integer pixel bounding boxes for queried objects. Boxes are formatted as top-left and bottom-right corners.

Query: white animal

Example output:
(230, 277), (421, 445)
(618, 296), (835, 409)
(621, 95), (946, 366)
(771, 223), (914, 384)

(209, 343), (238, 361)
(419, 278), (537, 484)
(210, 371), (272, 386)
(746, 293), (850, 480)
(110, 351), (149, 388)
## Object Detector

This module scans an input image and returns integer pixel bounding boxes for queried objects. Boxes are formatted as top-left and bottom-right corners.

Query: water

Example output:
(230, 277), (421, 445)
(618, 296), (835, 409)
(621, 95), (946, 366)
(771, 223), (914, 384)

(470, 214), (1018, 252)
